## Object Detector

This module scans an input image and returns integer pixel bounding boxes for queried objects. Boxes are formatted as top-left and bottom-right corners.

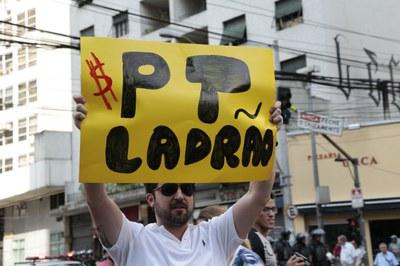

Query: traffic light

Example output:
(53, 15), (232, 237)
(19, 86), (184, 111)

(277, 87), (292, 124)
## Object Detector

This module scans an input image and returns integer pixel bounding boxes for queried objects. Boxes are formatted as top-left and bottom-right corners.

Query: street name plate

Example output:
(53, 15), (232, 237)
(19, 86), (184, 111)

(297, 111), (344, 136)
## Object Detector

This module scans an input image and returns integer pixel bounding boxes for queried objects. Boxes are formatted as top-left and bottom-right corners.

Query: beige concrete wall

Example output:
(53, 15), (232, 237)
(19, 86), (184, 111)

(288, 123), (400, 204)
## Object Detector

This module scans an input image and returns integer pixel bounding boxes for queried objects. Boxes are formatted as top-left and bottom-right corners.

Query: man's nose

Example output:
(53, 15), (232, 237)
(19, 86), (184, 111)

(173, 187), (185, 198)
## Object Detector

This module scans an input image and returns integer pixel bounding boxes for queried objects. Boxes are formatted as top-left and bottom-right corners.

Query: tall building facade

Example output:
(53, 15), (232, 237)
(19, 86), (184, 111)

(0, 0), (74, 265)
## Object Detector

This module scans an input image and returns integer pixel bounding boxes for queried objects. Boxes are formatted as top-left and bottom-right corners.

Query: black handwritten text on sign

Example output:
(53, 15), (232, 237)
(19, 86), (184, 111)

(106, 52), (274, 174)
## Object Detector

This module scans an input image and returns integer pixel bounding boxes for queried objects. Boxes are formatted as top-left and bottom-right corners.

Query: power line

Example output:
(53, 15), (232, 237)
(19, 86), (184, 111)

(0, 37), (78, 50)
(0, 20), (80, 40)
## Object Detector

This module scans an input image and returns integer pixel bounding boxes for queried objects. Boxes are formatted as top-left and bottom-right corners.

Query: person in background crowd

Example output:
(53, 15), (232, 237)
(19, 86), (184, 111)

(338, 234), (356, 266)
(196, 205), (226, 224)
(246, 194), (304, 266)
(292, 233), (311, 262)
(332, 238), (342, 266)
(352, 239), (366, 266)
(374, 242), (399, 266)
(275, 230), (294, 266)
(389, 235), (400, 261)
(74, 95), (283, 266)
(308, 229), (330, 266)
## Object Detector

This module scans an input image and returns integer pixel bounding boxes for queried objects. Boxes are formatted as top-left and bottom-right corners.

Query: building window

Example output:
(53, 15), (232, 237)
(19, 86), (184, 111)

(5, 53), (13, 75)
(27, 9), (35, 29)
(275, 0), (303, 31)
(280, 54), (306, 73)
(12, 239), (25, 263)
(113, 11), (129, 38)
(17, 12), (25, 35)
(18, 82), (27, 106)
(18, 80), (36, 106)
(50, 232), (65, 255)
(28, 47), (36, 67)
(16, 9), (36, 35)
(5, 86), (13, 109)
(80, 25), (94, 36)
(18, 154), (28, 168)
(220, 14), (247, 46)
(17, 48), (35, 70)
(28, 80), (37, 103)
(50, 193), (65, 210)
(18, 118), (27, 141)
(18, 48), (26, 70)
(5, 157), (13, 172)
(4, 122), (13, 144)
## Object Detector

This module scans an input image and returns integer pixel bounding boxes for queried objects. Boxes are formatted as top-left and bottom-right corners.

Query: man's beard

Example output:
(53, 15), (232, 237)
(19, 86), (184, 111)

(154, 199), (193, 227)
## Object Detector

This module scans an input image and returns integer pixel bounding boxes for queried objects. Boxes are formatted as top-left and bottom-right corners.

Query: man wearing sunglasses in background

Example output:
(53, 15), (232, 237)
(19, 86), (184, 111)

(73, 95), (283, 265)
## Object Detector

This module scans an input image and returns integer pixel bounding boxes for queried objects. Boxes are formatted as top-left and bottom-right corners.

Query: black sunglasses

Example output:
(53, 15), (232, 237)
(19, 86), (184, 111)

(153, 183), (195, 197)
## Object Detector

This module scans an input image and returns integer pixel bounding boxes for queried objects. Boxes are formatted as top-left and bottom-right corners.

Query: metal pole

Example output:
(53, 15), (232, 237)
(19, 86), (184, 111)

(273, 40), (295, 233)
(305, 75), (323, 232)
(321, 134), (369, 266)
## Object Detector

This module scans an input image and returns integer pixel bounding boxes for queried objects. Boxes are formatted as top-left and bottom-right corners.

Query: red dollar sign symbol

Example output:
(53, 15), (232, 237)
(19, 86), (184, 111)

(86, 52), (117, 110)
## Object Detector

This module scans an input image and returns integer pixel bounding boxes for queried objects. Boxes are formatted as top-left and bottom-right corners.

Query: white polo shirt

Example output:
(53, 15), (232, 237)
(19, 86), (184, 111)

(107, 207), (243, 266)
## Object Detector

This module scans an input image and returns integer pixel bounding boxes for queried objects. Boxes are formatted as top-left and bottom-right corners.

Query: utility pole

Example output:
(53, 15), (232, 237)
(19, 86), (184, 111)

(322, 134), (369, 266)
(273, 40), (295, 234)
(297, 66), (324, 232)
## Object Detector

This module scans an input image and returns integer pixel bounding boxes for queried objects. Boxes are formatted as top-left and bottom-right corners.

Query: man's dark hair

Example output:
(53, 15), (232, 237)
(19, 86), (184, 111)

(145, 183), (158, 193)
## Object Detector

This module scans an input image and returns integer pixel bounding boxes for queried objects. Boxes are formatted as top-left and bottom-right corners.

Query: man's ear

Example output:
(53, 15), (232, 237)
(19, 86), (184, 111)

(145, 193), (155, 207)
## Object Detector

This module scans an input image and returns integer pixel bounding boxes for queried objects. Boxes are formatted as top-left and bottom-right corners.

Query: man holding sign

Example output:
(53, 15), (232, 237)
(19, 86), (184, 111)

(75, 38), (282, 265)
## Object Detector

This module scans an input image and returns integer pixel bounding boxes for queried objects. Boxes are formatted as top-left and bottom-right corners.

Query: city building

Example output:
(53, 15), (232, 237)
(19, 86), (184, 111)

(1, 0), (398, 263)
(0, 0), (75, 265)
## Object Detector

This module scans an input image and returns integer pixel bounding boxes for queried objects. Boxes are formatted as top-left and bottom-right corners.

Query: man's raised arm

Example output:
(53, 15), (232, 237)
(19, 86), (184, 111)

(73, 95), (123, 247)
(232, 101), (282, 239)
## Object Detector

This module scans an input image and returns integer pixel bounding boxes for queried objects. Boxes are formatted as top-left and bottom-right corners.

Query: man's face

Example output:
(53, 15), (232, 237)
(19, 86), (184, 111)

(255, 199), (276, 231)
(150, 183), (194, 228)
(380, 243), (388, 254)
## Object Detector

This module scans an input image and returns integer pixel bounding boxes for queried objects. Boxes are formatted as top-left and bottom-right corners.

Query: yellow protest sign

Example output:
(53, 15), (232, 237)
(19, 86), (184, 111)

(80, 37), (276, 183)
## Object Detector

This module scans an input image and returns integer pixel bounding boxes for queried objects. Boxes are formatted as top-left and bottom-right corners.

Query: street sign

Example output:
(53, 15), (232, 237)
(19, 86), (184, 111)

(351, 187), (364, 208)
(297, 111), (344, 136)
(287, 204), (298, 219)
